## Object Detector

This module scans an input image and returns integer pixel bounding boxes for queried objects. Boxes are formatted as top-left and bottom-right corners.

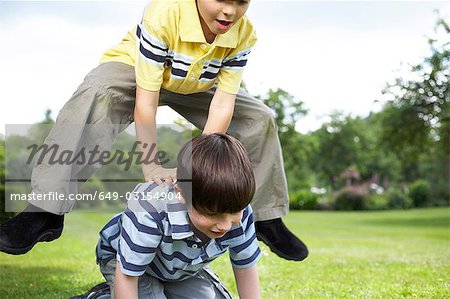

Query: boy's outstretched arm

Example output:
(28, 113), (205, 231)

(114, 261), (139, 299)
(203, 88), (236, 134)
(233, 265), (261, 299)
(134, 86), (176, 183)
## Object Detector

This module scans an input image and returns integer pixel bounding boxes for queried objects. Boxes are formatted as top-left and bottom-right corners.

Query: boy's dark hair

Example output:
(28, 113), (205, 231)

(176, 133), (255, 214)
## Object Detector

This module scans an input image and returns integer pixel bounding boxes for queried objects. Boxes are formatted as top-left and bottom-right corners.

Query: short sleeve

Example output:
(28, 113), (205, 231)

(134, 20), (169, 91)
(228, 205), (262, 268)
(217, 23), (257, 94)
(116, 188), (163, 276)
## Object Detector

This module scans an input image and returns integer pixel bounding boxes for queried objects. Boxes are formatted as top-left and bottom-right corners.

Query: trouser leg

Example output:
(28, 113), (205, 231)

(99, 258), (167, 299)
(163, 266), (231, 299)
(159, 87), (289, 221)
(30, 62), (136, 214)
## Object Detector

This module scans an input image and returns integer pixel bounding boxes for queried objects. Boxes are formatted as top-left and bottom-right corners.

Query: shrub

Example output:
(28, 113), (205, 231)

(289, 193), (300, 210)
(409, 180), (431, 207)
(387, 188), (412, 209)
(316, 195), (335, 210)
(333, 186), (369, 210)
(366, 195), (389, 210)
(290, 189), (320, 210)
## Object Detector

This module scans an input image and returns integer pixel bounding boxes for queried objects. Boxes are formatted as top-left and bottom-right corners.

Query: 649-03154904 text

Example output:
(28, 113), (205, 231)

(9, 191), (182, 202)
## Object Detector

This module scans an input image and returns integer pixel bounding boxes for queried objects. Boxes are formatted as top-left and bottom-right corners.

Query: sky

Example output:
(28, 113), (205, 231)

(1, 0), (449, 135)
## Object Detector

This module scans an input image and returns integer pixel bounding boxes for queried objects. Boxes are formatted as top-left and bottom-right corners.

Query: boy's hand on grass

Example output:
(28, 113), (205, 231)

(144, 166), (177, 184)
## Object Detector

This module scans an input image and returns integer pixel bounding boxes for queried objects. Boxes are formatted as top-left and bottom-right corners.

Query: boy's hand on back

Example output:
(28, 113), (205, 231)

(144, 166), (176, 184)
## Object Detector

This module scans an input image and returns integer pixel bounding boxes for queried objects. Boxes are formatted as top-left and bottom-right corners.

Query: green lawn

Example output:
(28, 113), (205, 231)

(0, 208), (449, 298)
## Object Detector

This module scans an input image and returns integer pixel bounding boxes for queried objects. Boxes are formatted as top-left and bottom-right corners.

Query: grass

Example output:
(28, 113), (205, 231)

(0, 207), (449, 298)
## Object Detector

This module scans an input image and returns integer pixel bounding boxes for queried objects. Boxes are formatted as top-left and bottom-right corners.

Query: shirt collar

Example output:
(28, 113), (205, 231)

(179, 0), (239, 48)
(166, 201), (195, 240)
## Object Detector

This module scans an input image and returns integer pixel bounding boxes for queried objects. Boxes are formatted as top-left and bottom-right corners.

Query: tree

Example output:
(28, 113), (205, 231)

(0, 138), (12, 222)
(310, 114), (369, 188)
(380, 17), (449, 201)
(257, 88), (313, 191)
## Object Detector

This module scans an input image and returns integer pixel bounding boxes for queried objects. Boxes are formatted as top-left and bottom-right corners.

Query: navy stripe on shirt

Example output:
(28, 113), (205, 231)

(171, 67), (188, 78)
(245, 213), (254, 231)
(199, 71), (218, 80)
(107, 230), (120, 244)
(137, 26), (168, 52)
(124, 210), (161, 235)
(220, 227), (243, 241)
(139, 44), (167, 64)
(230, 233), (257, 254)
(154, 256), (198, 276)
(232, 247), (261, 266)
(100, 244), (115, 252)
(223, 59), (248, 68)
(149, 262), (166, 280)
(172, 224), (191, 233)
(119, 251), (148, 273)
(159, 249), (193, 263)
(103, 214), (122, 231)
(121, 229), (157, 254)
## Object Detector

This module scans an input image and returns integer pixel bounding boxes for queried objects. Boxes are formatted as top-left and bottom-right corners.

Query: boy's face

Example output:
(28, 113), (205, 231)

(188, 206), (243, 239)
(197, 0), (250, 37)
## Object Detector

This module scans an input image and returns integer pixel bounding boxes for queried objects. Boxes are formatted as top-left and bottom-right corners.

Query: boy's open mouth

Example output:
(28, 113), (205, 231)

(217, 20), (232, 26)
(216, 19), (232, 30)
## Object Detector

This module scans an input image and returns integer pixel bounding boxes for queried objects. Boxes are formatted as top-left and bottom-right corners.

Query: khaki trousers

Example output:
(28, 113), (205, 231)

(99, 258), (232, 299)
(30, 62), (289, 221)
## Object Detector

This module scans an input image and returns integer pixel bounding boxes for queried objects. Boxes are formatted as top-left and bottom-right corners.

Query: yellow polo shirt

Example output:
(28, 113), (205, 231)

(100, 0), (257, 95)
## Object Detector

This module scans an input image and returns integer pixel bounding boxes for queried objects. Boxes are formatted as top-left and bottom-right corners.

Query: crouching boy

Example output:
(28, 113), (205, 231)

(95, 133), (261, 298)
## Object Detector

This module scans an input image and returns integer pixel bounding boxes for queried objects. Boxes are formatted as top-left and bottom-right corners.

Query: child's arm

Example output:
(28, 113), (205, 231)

(203, 88), (236, 134)
(233, 265), (261, 299)
(134, 86), (176, 182)
(114, 260), (139, 299)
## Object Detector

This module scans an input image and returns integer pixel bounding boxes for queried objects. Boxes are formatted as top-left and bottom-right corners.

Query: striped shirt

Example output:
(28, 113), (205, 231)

(100, 0), (257, 95)
(96, 182), (261, 281)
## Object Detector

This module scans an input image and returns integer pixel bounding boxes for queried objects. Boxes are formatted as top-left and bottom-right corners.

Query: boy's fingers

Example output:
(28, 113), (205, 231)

(144, 168), (177, 184)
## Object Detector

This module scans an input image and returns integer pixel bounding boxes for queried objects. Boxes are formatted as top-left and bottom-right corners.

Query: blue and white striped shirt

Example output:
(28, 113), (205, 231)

(96, 182), (261, 281)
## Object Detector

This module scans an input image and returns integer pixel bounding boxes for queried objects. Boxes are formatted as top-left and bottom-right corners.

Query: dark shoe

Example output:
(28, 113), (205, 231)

(0, 205), (64, 255)
(255, 218), (308, 261)
(69, 282), (110, 299)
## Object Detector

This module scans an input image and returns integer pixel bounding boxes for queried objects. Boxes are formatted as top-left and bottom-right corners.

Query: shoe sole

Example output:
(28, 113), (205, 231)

(256, 232), (307, 261)
(0, 226), (63, 255)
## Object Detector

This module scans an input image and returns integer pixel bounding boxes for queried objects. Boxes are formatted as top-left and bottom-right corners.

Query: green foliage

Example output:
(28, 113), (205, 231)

(289, 189), (320, 210)
(0, 139), (14, 222)
(409, 179), (432, 207)
(366, 195), (390, 210)
(257, 88), (307, 135)
(387, 188), (413, 209)
(1, 112), (194, 220)
(310, 114), (379, 189)
(257, 88), (313, 192)
(333, 186), (370, 210)
(379, 17), (449, 199)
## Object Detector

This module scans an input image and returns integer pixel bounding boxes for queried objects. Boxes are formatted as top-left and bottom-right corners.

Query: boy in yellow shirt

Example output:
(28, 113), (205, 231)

(1, 0), (308, 261)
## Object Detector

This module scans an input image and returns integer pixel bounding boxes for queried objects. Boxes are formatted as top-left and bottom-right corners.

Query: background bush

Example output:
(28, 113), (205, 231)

(333, 186), (369, 210)
(409, 180), (431, 207)
(366, 194), (389, 210)
(289, 189), (320, 210)
(387, 188), (413, 209)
